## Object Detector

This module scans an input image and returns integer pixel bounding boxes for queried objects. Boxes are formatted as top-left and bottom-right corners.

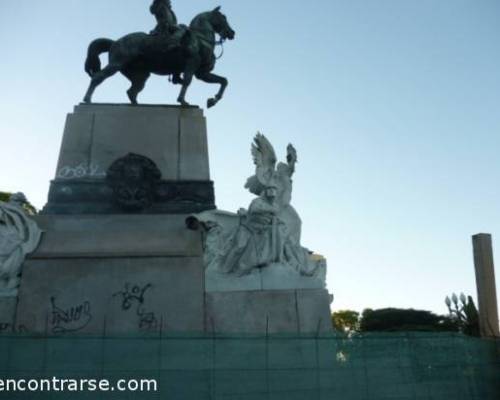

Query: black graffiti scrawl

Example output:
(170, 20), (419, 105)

(113, 283), (158, 332)
(50, 296), (92, 334)
(0, 323), (29, 334)
(113, 283), (152, 310)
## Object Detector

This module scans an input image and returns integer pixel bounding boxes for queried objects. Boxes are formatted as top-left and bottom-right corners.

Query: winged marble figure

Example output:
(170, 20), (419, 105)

(245, 133), (301, 243)
(188, 133), (326, 288)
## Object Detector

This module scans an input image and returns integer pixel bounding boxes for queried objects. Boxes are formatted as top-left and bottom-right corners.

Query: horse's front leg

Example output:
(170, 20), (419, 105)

(195, 71), (228, 108)
(177, 70), (194, 107)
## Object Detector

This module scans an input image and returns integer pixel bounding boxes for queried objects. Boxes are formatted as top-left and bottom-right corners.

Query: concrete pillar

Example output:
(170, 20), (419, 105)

(472, 233), (500, 337)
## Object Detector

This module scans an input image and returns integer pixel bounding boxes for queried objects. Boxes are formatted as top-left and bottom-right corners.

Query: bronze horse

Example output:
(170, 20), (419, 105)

(83, 7), (235, 108)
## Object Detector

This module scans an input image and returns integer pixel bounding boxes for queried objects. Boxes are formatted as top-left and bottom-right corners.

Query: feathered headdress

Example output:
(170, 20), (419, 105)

(245, 132), (297, 196)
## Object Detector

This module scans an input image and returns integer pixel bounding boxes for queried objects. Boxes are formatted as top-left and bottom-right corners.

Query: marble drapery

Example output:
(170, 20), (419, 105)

(0, 194), (42, 296)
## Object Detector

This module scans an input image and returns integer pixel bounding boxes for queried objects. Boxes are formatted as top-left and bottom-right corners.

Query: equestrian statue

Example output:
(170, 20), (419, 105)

(83, 1), (235, 108)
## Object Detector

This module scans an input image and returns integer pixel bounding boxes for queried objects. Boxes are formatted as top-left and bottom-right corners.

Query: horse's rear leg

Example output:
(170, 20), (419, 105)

(177, 71), (194, 107)
(123, 70), (150, 105)
(83, 63), (121, 103)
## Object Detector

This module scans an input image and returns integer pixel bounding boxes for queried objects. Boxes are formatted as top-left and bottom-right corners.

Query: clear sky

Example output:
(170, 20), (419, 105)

(1, 0), (499, 316)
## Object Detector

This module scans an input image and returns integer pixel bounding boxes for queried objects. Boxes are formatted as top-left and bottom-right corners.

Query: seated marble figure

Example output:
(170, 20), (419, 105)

(188, 133), (326, 290)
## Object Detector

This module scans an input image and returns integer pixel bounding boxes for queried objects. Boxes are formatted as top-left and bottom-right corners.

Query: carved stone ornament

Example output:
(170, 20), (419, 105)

(106, 153), (162, 212)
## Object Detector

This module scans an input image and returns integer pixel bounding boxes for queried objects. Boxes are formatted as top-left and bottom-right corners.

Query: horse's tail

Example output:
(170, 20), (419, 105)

(85, 38), (114, 76)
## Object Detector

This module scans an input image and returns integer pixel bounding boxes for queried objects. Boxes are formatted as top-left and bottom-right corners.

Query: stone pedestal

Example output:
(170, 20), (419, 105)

(0, 296), (17, 332)
(16, 215), (205, 335)
(11, 104), (333, 336)
(206, 289), (332, 334)
(16, 214), (332, 335)
(43, 104), (215, 214)
(472, 233), (500, 337)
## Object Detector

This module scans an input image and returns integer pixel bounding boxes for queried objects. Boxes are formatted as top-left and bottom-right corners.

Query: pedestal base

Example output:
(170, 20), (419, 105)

(206, 289), (332, 334)
(0, 296), (17, 332)
(14, 213), (333, 335)
(16, 214), (205, 335)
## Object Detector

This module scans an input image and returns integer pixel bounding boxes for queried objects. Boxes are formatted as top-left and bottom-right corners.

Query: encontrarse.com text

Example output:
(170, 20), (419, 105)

(0, 377), (158, 392)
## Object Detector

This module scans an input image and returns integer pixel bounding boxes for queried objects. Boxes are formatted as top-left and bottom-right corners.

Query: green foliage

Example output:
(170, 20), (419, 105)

(445, 293), (480, 337)
(359, 308), (458, 332)
(0, 191), (38, 215)
(0, 192), (10, 202)
(332, 310), (360, 332)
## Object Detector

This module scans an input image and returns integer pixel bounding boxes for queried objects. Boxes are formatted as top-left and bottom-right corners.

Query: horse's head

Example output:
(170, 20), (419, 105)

(209, 6), (235, 41)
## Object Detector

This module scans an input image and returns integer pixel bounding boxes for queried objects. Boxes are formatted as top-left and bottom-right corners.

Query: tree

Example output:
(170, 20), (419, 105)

(359, 308), (457, 332)
(332, 310), (360, 333)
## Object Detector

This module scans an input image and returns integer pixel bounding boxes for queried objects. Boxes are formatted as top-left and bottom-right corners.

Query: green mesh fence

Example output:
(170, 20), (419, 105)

(0, 332), (498, 399)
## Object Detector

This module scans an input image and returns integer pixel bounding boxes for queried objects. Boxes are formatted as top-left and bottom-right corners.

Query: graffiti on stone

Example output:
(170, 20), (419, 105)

(137, 308), (158, 331)
(0, 323), (29, 334)
(113, 283), (158, 332)
(113, 283), (152, 310)
(50, 296), (92, 334)
(57, 163), (106, 179)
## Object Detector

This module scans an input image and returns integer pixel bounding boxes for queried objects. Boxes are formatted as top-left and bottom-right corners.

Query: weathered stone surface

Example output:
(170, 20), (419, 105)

(179, 115), (210, 180)
(16, 257), (205, 335)
(0, 296), (17, 331)
(296, 289), (332, 333)
(90, 110), (179, 180)
(56, 104), (209, 181)
(206, 269), (261, 292)
(260, 263), (326, 291)
(55, 112), (95, 178)
(205, 289), (332, 334)
(206, 265), (326, 292)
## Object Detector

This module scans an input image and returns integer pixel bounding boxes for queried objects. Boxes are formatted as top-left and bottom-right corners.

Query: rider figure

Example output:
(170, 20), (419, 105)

(150, 0), (190, 51)
(149, 0), (190, 84)
(150, 0), (178, 36)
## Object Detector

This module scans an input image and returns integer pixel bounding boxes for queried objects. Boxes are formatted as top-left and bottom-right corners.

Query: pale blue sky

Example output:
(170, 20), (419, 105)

(1, 0), (499, 315)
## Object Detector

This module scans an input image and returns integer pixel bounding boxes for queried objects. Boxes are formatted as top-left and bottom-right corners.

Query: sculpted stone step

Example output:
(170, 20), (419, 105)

(35, 214), (188, 231)
(74, 103), (200, 114)
(31, 215), (203, 258)
(32, 230), (202, 259)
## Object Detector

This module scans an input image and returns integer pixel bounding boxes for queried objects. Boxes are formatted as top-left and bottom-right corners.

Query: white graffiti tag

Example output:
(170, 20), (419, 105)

(57, 163), (106, 179)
